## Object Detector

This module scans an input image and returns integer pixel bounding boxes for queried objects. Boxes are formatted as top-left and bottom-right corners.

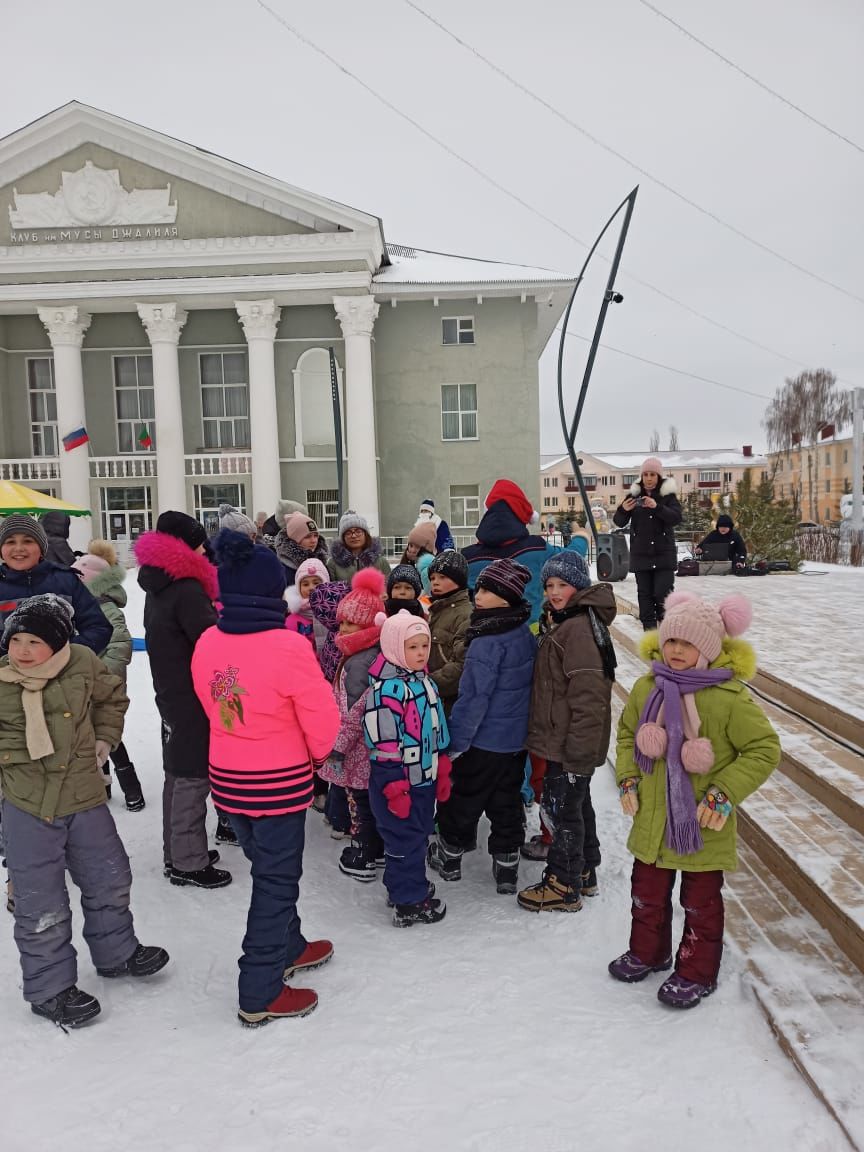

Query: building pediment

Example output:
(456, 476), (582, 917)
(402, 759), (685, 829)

(0, 102), (384, 272)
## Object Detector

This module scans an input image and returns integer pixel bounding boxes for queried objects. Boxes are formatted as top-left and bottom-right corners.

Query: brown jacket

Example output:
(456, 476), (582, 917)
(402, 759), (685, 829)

(527, 583), (617, 775)
(427, 588), (472, 707)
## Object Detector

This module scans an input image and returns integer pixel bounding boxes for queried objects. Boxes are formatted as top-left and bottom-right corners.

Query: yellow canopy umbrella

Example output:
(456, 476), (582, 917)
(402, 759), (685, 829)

(0, 479), (91, 517)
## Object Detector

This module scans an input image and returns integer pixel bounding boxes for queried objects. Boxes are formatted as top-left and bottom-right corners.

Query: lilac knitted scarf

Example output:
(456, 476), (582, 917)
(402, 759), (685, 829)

(635, 662), (732, 855)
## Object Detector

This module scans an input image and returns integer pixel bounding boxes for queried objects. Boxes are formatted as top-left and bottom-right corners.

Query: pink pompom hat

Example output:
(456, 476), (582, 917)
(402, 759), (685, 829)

(659, 590), (752, 666)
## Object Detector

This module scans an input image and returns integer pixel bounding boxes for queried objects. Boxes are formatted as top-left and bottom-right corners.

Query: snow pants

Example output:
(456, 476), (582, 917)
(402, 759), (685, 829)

(436, 747), (526, 854)
(162, 773), (211, 872)
(1, 800), (137, 1003)
(346, 787), (384, 862)
(543, 763), (600, 889)
(369, 771), (436, 906)
(228, 809), (307, 1014)
(634, 568), (675, 631)
(629, 860), (725, 986)
(324, 783), (350, 834)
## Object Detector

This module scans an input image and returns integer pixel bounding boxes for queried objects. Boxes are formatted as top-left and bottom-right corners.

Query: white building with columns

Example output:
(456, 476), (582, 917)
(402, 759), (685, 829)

(0, 104), (575, 550)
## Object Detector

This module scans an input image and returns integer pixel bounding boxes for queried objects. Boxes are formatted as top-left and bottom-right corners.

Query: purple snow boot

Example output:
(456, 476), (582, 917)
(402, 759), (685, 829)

(608, 951), (673, 984)
(657, 972), (716, 1009)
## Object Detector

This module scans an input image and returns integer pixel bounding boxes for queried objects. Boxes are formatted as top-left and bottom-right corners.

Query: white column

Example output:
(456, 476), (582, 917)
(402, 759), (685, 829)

(137, 303), (188, 516)
(37, 306), (92, 550)
(334, 295), (380, 533)
(235, 299), (282, 517)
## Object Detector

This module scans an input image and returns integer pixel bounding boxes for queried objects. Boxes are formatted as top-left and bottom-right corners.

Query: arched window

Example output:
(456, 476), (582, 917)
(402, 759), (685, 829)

(292, 347), (345, 459)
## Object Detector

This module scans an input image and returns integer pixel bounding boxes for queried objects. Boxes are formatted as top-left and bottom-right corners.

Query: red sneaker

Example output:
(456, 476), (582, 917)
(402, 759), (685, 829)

(283, 939), (334, 982)
(238, 985), (318, 1027)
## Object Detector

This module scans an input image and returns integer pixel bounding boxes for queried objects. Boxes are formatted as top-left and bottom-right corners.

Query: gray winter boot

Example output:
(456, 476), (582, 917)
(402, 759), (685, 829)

(427, 836), (463, 882)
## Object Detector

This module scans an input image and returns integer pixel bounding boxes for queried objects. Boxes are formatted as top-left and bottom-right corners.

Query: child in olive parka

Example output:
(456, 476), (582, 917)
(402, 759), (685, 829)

(610, 591), (780, 1009)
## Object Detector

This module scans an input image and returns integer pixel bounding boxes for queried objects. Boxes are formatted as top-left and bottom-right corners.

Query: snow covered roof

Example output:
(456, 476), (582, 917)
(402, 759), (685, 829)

(375, 243), (575, 288)
(541, 448), (767, 471)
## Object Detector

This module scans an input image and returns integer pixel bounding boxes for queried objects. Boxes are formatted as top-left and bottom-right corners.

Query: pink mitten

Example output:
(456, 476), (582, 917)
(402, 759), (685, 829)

(436, 754), (453, 803)
(383, 778), (412, 819)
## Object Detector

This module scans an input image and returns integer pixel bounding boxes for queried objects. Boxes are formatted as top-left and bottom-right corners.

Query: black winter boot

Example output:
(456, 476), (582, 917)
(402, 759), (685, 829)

(31, 985), (101, 1030)
(215, 813), (239, 846)
(392, 896), (447, 927)
(492, 852), (519, 894)
(163, 849), (220, 878)
(169, 863), (232, 889)
(114, 764), (145, 812)
(338, 840), (377, 882)
(97, 944), (170, 978)
(427, 837), (463, 882)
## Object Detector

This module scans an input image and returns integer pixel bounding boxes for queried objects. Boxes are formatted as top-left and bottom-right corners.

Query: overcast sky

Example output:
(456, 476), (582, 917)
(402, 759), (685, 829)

(3, 0), (862, 454)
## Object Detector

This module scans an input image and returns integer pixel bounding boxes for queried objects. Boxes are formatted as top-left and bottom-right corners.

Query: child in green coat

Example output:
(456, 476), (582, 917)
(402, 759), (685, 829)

(610, 591), (780, 1009)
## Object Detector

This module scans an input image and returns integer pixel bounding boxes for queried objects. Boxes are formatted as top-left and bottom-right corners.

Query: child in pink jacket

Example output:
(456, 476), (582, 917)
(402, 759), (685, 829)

(192, 531), (340, 1028)
(318, 568), (386, 883)
(285, 557), (330, 658)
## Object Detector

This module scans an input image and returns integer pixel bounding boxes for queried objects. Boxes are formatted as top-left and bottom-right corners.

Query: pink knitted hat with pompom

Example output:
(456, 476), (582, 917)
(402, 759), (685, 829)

(336, 567), (386, 627)
(295, 557), (329, 586)
(380, 609), (431, 669)
(659, 590), (752, 665)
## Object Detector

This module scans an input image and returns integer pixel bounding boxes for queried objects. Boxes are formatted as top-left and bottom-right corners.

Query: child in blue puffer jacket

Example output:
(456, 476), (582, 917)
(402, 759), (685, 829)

(428, 559), (536, 895)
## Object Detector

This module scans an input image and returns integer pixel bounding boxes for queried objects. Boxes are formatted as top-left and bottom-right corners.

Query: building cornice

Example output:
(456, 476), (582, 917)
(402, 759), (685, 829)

(0, 271), (372, 313)
(0, 228), (381, 275)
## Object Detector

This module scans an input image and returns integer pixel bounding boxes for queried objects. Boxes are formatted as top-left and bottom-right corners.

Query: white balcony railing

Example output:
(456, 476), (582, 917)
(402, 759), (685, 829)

(89, 456), (157, 480)
(185, 453), (252, 477)
(0, 458), (61, 482)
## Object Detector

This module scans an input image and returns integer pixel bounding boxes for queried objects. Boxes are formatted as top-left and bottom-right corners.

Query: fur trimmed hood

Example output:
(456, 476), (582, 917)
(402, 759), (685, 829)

(639, 629), (757, 682)
(285, 583), (310, 615)
(629, 477), (677, 498)
(274, 530), (329, 572)
(81, 563), (128, 608)
(134, 530), (219, 601)
(329, 536), (383, 569)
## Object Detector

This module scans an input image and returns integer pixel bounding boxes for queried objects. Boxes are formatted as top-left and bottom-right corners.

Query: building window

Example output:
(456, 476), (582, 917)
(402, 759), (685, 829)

(582, 475), (598, 489)
(194, 483), (247, 536)
(450, 484), (480, 528)
(609, 495), (617, 505)
(723, 472), (732, 483)
(826, 479), (831, 493)
(200, 353), (250, 449)
(825, 451), (831, 466)
(442, 317), (475, 346)
(699, 470), (721, 485)
(27, 358), (58, 457)
(114, 355), (155, 454)
(292, 347), (344, 459)
(543, 477), (550, 488)
(306, 488), (340, 532)
(568, 496), (575, 508)
(100, 485), (153, 541)
(844, 450), (848, 464)
(623, 473), (638, 486)
(441, 384), (478, 441)
(683, 473), (691, 484)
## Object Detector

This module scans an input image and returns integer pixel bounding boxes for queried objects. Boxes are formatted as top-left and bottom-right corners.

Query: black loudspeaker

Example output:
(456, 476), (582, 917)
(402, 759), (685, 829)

(596, 532), (630, 581)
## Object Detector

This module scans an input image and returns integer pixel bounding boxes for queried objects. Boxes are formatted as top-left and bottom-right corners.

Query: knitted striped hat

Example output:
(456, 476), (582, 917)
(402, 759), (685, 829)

(475, 558), (531, 606)
(0, 514), (49, 559)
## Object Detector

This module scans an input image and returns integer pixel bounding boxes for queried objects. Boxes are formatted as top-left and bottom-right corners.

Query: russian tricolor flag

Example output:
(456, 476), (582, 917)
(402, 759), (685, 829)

(62, 426), (89, 452)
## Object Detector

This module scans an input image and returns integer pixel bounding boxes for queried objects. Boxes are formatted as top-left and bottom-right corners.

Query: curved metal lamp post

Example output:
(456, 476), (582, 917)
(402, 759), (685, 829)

(557, 186), (639, 542)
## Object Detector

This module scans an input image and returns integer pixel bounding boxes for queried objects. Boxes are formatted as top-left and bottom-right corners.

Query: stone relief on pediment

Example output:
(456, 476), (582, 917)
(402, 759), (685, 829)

(9, 161), (178, 228)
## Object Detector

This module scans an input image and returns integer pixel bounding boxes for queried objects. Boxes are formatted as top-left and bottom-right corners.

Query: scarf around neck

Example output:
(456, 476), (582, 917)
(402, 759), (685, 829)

(635, 662), (732, 856)
(548, 601), (617, 682)
(465, 602), (530, 645)
(218, 593), (287, 634)
(0, 644), (72, 759)
(335, 623), (382, 658)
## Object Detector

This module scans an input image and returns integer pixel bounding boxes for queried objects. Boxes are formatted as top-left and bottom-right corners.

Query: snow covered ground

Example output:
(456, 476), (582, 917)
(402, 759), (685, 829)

(613, 562), (864, 725)
(0, 577), (849, 1152)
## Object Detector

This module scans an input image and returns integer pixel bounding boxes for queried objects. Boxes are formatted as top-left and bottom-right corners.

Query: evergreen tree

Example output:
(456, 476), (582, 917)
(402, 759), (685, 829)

(679, 491), (713, 548)
(728, 472), (801, 567)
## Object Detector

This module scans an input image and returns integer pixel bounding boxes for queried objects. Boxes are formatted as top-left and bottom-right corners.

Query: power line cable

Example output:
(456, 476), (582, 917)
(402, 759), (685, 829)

(636, 0), (864, 157)
(403, 0), (864, 306)
(253, 0), (845, 379)
(557, 327), (774, 400)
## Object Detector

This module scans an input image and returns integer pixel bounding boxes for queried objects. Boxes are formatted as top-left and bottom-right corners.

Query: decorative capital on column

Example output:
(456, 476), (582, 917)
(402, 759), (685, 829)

(37, 306), (91, 348)
(334, 295), (379, 339)
(235, 299), (281, 341)
(137, 302), (188, 344)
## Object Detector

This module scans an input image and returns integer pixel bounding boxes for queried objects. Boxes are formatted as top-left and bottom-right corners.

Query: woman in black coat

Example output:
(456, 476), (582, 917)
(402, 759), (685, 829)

(612, 457), (682, 630)
(134, 512), (232, 890)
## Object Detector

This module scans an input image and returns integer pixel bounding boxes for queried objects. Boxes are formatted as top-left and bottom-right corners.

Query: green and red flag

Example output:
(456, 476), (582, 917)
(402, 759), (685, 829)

(137, 424), (153, 449)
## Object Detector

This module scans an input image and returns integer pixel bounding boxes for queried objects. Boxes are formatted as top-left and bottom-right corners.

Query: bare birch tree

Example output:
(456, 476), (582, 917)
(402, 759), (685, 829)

(668, 425), (680, 451)
(649, 428), (660, 453)
(763, 370), (851, 521)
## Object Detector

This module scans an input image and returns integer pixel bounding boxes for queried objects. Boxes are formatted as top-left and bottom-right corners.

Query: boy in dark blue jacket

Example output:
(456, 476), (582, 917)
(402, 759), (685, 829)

(428, 558), (536, 894)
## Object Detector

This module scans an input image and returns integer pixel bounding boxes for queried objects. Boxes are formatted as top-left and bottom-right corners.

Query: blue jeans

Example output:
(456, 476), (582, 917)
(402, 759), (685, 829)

(229, 810), (307, 1013)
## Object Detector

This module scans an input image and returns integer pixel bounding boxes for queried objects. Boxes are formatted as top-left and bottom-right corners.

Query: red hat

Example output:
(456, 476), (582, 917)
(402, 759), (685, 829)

(485, 479), (539, 526)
